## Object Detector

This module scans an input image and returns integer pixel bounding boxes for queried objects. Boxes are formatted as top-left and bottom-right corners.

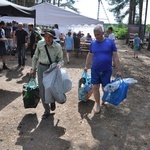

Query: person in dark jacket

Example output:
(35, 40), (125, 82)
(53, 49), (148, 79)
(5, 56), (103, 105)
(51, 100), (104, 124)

(15, 22), (28, 69)
(73, 32), (81, 57)
(28, 23), (36, 58)
(0, 21), (9, 71)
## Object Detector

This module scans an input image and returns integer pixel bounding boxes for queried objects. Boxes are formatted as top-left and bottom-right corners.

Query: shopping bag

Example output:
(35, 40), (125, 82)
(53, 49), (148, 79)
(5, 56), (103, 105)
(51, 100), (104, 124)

(78, 71), (92, 102)
(22, 77), (40, 108)
(43, 63), (67, 104)
(61, 69), (72, 93)
(102, 78), (129, 106)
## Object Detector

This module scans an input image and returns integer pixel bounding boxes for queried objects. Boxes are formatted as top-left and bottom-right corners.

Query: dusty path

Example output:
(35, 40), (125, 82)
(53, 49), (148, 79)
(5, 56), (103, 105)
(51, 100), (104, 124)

(0, 40), (150, 150)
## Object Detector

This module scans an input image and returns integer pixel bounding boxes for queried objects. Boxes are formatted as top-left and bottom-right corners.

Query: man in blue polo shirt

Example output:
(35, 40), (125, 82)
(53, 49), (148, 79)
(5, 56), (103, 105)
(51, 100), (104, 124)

(84, 25), (121, 113)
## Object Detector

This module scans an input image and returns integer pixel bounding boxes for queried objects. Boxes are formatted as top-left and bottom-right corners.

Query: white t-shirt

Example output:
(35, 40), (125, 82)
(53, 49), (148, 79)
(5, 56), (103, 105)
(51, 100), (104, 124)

(108, 33), (115, 41)
(53, 28), (61, 42)
(1, 28), (6, 38)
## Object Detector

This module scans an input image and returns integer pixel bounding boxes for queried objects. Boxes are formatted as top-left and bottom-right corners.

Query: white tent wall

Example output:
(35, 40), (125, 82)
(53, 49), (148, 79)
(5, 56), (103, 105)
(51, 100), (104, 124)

(0, 16), (102, 38)
(57, 24), (103, 39)
(69, 24), (99, 40)
(0, 16), (34, 24)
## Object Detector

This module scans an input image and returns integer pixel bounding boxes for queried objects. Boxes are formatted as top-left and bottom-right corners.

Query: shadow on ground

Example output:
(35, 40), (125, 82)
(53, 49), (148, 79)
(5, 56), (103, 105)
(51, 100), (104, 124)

(0, 89), (21, 110)
(16, 113), (71, 150)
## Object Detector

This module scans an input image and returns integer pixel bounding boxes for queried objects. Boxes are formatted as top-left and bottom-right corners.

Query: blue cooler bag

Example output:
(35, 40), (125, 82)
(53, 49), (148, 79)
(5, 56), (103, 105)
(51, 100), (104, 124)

(78, 71), (92, 102)
(102, 79), (129, 106)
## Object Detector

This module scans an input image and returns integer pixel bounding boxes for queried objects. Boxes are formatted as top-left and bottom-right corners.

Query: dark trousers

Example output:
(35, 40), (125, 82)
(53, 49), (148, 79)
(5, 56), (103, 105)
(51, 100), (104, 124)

(29, 44), (36, 58)
(38, 64), (50, 114)
(17, 44), (25, 66)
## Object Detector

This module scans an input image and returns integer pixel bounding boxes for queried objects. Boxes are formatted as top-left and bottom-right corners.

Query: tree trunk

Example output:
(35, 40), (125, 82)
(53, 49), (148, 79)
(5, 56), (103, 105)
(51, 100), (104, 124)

(127, 0), (136, 44)
(148, 33), (150, 50)
(145, 0), (150, 50)
(132, 0), (136, 24)
(138, 0), (143, 39)
(129, 0), (133, 24)
(53, 0), (56, 5)
(58, 0), (61, 6)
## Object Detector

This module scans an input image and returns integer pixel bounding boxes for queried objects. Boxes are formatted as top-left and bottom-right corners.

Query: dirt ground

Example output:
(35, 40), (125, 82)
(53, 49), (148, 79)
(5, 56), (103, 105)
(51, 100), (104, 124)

(0, 40), (150, 150)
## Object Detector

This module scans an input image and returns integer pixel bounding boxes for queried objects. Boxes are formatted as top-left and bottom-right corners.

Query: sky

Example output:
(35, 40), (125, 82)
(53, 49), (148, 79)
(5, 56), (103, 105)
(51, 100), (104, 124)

(72, 0), (150, 24)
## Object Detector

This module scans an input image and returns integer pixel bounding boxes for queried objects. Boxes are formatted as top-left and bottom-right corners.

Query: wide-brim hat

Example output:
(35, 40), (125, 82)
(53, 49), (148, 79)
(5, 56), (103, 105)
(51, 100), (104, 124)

(43, 29), (56, 39)
(134, 33), (138, 37)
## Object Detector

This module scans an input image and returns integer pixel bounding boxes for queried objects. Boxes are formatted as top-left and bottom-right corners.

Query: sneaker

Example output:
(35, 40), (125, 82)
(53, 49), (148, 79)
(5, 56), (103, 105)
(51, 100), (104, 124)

(21, 66), (25, 69)
(51, 102), (56, 111)
(3, 65), (9, 70)
(42, 113), (50, 119)
(16, 65), (21, 69)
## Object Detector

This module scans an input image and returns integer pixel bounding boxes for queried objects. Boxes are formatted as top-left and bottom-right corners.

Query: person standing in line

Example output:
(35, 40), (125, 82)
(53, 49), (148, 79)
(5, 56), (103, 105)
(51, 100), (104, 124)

(12, 21), (18, 49)
(108, 26), (116, 67)
(133, 33), (141, 58)
(108, 27), (115, 41)
(27, 23), (36, 58)
(53, 24), (61, 43)
(85, 33), (93, 43)
(73, 32), (81, 57)
(14, 22), (28, 69)
(64, 32), (74, 64)
(0, 21), (9, 71)
(30, 29), (64, 119)
(84, 25), (121, 113)
(4, 22), (14, 61)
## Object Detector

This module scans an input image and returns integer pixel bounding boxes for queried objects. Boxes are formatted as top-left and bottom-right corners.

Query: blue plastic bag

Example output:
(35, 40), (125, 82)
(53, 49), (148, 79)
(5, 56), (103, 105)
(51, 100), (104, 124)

(78, 71), (92, 102)
(102, 78), (129, 106)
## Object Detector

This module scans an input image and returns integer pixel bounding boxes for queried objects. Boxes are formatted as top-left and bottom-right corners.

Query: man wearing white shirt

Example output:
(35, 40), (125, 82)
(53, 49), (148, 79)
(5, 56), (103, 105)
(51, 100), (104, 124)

(108, 27), (115, 67)
(53, 24), (61, 43)
(108, 27), (115, 41)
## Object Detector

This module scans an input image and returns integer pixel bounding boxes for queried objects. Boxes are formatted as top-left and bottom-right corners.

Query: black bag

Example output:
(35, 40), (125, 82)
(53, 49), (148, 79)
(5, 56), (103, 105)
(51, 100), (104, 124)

(22, 77), (40, 108)
(11, 47), (17, 56)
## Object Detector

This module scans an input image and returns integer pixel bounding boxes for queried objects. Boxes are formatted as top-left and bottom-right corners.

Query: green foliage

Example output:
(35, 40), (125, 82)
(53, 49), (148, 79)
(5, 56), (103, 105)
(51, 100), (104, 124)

(114, 27), (128, 39)
(105, 0), (130, 23)
(146, 24), (150, 32)
(105, 25), (128, 39)
(59, 0), (79, 13)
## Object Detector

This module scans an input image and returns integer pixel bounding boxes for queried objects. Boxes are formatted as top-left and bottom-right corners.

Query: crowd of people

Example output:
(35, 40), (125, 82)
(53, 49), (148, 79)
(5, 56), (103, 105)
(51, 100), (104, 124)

(0, 21), (42, 71)
(2, 20), (141, 117)
(0, 21), (93, 70)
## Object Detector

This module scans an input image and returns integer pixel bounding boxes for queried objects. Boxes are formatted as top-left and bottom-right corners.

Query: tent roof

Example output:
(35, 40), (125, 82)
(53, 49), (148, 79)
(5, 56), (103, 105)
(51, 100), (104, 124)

(31, 2), (102, 26)
(0, 0), (35, 18)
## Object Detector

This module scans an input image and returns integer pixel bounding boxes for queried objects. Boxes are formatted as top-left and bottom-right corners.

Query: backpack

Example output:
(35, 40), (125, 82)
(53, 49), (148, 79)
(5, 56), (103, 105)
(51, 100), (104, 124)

(33, 30), (42, 44)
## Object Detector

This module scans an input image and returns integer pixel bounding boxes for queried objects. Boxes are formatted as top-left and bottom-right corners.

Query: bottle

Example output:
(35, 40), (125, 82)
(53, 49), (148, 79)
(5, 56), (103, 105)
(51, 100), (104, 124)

(81, 83), (85, 88)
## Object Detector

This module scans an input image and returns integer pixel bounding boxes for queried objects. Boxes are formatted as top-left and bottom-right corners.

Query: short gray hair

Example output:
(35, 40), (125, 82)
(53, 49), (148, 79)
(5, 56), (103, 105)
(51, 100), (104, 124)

(94, 24), (104, 32)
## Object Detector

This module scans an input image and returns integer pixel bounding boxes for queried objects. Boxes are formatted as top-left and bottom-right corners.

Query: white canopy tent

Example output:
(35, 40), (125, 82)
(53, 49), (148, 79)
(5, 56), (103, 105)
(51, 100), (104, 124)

(0, 2), (102, 26)
(30, 2), (102, 26)
(0, 2), (103, 35)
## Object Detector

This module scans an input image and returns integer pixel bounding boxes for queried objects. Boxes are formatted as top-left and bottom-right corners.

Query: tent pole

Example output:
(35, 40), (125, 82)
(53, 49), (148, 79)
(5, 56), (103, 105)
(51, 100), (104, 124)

(34, 10), (36, 27)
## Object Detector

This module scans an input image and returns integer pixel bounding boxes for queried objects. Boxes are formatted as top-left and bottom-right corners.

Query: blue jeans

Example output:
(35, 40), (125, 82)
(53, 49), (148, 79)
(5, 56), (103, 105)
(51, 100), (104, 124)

(17, 44), (25, 66)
